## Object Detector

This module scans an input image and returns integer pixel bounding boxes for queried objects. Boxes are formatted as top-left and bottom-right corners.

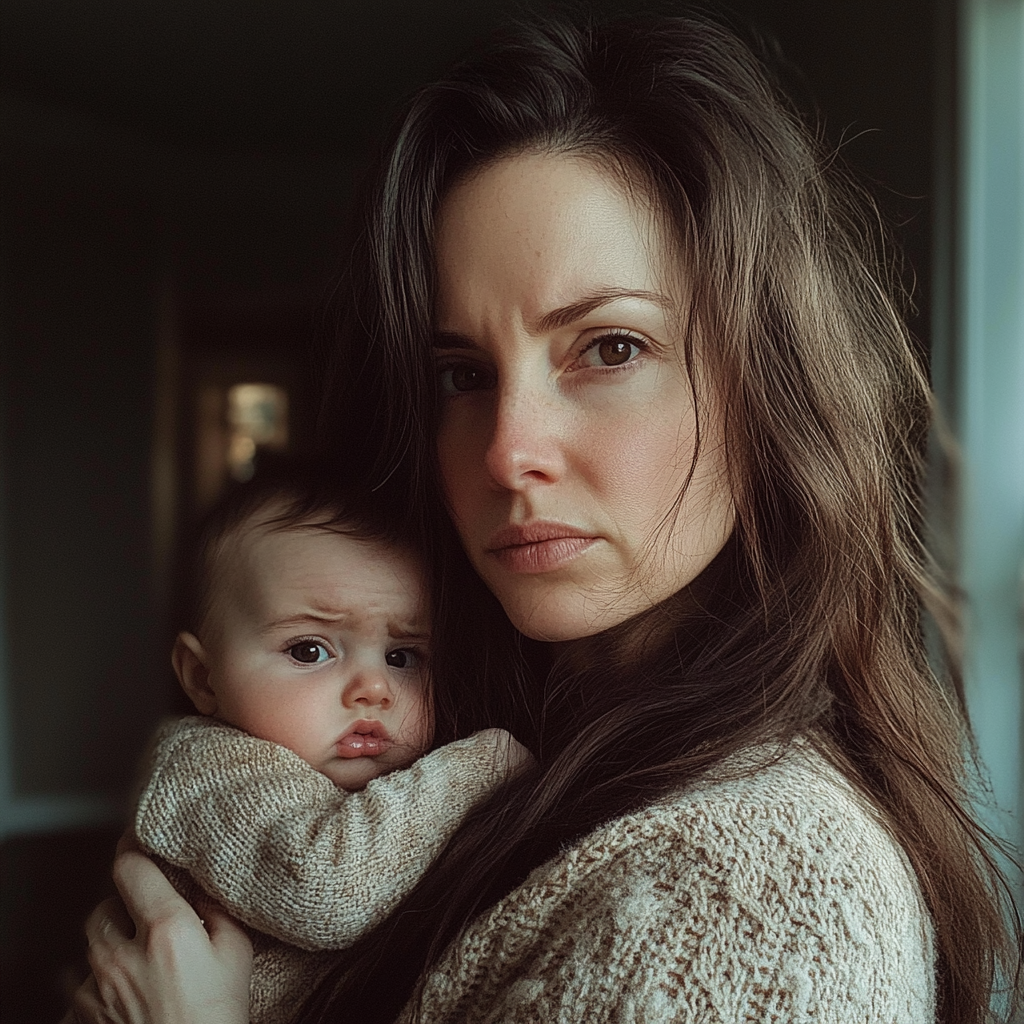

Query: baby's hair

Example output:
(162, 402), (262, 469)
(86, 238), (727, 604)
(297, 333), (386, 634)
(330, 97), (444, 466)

(181, 459), (413, 638)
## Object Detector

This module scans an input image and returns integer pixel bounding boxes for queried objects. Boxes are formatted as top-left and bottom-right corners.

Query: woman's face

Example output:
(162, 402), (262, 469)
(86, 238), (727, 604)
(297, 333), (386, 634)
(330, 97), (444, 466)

(433, 152), (734, 641)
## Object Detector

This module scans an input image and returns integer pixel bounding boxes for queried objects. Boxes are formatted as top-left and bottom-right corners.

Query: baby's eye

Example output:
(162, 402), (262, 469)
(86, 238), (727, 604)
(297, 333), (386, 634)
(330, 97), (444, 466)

(437, 361), (497, 396)
(577, 333), (645, 368)
(287, 641), (331, 665)
(385, 648), (421, 670)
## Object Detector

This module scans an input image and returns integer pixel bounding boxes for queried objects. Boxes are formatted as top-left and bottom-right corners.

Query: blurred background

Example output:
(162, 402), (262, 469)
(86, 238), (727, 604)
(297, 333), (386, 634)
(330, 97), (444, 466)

(1, 0), (1021, 1020)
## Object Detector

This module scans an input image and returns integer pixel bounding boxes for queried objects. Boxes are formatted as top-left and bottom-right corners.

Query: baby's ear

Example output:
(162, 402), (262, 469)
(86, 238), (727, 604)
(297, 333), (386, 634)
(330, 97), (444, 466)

(172, 632), (218, 716)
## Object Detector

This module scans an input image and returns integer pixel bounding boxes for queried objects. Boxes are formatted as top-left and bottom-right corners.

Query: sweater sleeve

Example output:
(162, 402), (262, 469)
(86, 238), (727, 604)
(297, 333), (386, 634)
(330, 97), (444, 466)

(134, 715), (531, 952)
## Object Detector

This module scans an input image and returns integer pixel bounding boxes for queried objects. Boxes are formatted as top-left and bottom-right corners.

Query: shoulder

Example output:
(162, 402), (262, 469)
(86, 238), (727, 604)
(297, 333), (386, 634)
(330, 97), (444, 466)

(141, 714), (328, 782)
(424, 738), (936, 1023)
(565, 739), (934, 960)
(544, 739), (925, 904)
(633, 738), (921, 899)
(575, 739), (936, 1019)
(142, 713), (275, 770)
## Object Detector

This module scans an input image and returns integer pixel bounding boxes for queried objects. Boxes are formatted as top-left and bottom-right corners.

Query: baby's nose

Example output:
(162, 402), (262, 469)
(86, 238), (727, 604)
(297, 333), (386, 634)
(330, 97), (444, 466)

(341, 668), (394, 709)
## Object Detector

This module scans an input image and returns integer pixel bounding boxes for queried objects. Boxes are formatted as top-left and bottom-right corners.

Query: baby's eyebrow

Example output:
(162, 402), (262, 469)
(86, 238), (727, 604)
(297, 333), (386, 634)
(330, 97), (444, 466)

(258, 612), (347, 634)
(390, 626), (431, 642)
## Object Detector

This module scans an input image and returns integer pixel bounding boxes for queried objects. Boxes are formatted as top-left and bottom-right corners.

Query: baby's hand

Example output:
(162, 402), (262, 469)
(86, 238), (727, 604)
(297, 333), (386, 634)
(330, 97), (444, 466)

(468, 728), (535, 781)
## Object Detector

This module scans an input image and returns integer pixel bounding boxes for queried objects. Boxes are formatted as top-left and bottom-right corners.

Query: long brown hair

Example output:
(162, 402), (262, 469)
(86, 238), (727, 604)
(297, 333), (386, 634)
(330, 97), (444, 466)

(310, 11), (1021, 1023)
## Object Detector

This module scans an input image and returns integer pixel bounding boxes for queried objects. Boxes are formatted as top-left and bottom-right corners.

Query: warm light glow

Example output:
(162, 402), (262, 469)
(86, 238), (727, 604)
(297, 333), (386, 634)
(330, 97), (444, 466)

(226, 383), (288, 481)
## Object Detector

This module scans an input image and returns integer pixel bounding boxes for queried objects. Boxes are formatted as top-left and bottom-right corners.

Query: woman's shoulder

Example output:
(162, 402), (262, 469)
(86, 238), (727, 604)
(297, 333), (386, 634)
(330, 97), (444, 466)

(419, 738), (936, 1022)
(559, 736), (927, 906)
(523, 736), (936, 974)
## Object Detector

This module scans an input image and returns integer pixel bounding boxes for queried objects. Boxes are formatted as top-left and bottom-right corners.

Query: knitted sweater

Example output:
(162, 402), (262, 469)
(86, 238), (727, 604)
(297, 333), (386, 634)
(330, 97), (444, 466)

(138, 722), (936, 1023)
(400, 740), (936, 1023)
(133, 716), (531, 1024)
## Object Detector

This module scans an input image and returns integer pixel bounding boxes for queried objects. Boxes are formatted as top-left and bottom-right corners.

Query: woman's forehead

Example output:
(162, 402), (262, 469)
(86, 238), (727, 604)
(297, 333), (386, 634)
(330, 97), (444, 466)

(434, 151), (679, 324)
(436, 150), (662, 251)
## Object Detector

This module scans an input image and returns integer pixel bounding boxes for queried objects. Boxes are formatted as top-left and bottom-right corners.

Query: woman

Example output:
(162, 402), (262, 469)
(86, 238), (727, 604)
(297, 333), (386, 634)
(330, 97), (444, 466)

(72, 11), (1020, 1024)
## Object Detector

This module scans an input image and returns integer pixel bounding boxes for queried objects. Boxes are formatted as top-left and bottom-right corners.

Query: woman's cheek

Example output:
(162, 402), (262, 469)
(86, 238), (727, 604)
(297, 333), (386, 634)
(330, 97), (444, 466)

(583, 390), (696, 500)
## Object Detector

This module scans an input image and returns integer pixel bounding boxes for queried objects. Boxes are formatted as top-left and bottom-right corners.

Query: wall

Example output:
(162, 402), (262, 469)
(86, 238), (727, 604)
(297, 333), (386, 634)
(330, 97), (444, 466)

(1, 98), (165, 826)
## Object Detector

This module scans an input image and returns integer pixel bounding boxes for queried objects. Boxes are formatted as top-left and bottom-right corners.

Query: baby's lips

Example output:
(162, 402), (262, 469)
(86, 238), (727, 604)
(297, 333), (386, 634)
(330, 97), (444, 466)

(336, 722), (391, 759)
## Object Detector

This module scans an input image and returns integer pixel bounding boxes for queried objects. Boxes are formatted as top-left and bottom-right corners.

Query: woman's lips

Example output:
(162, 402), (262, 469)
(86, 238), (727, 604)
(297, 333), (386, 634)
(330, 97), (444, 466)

(336, 721), (391, 759)
(486, 522), (599, 574)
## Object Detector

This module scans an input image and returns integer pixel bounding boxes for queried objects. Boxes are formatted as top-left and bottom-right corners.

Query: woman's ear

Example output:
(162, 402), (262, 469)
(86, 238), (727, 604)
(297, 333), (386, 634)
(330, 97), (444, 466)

(172, 632), (218, 716)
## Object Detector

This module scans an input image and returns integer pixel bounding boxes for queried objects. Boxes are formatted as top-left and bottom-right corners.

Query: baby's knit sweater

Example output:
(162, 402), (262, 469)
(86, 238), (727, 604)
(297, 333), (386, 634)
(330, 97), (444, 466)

(133, 716), (529, 1024)
(138, 721), (936, 1023)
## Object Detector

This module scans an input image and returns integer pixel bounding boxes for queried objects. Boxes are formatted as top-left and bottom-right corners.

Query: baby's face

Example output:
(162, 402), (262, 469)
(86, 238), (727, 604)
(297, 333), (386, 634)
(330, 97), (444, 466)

(193, 524), (432, 790)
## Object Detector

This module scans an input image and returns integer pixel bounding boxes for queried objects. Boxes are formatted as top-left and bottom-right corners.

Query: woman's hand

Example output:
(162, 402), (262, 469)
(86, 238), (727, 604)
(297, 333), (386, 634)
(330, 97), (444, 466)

(66, 850), (252, 1024)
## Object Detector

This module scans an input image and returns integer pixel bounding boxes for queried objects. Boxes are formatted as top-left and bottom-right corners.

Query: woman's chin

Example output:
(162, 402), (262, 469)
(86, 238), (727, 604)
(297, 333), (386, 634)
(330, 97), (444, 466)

(498, 589), (640, 643)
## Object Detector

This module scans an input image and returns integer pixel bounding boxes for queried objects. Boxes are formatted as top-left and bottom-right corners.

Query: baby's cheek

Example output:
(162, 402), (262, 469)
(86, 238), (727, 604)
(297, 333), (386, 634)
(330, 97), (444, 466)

(227, 693), (323, 760)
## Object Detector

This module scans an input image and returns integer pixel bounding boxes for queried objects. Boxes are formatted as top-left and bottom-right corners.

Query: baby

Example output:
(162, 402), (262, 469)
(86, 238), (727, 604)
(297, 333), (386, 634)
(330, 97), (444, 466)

(132, 469), (529, 1024)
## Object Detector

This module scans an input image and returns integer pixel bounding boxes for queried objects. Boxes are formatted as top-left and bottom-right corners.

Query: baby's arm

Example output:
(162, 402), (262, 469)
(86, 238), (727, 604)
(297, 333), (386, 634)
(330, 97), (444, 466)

(133, 715), (530, 951)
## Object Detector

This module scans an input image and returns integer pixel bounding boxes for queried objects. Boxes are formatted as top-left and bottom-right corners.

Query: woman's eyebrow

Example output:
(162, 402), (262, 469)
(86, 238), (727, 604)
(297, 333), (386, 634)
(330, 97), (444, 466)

(532, 289), (673, 332)
(433, 330), (476, 350)
(432, 289), (673, 349)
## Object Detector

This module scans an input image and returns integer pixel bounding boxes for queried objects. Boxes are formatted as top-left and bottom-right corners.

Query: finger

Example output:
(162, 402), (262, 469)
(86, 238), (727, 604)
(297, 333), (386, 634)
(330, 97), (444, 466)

(115, 828), (142, 858)
(70, 974), (116, 1024)
(111, 849), (195, 938)
(83, 900), (136, 1002)
(200, 904), (254, 965)
(84, 897), (133, 948)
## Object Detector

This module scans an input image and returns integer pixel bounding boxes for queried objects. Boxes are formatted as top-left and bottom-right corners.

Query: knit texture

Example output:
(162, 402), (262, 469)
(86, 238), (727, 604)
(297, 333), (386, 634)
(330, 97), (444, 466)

(136, 721), (935, 1022)
(402, 740), (936, 1023)
(133, 716), (531, 1024)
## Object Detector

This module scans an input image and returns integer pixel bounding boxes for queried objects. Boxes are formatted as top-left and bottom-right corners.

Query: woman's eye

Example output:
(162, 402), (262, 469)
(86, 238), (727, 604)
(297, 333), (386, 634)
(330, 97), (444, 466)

(579, 334), (644, 368)
(438, 362), (496, 395)
(385, 648), (421, 670)
(287, 642), (331, 664)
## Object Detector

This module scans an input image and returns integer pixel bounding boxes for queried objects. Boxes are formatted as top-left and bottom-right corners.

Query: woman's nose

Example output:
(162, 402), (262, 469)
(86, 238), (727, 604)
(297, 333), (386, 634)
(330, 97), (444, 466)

(483, 379), (566, 491)
(341, 668), (394, 710)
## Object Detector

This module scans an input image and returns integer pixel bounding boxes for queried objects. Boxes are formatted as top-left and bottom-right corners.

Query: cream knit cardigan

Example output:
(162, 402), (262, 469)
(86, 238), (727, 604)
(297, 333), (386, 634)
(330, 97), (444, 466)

(135, 718), (936, 1024)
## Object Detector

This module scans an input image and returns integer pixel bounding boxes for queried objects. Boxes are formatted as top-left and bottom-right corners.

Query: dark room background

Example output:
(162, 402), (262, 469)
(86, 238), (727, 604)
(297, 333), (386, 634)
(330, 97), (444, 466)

(2, 1), (1021, 1021)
